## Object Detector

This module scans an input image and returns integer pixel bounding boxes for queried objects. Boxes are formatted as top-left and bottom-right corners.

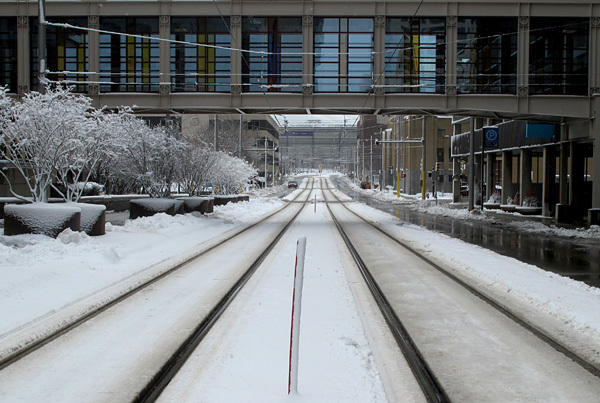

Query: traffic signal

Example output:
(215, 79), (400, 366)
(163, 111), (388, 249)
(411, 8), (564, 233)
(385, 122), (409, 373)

(401, 173), (406, 178)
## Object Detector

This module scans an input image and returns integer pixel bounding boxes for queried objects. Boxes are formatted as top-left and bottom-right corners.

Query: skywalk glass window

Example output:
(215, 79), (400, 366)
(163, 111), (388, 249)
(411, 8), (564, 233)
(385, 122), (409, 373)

(242, 17), (302, 92)
(457, 18), (517, 94)
(171, 17), (231, 92)
(314, 18), (374, 93)
(30, 17), (89, 93)
(0, 18), (17, 93)
(529, 18), (589, 95)
(99, 18), (160, 92)
(385, 18), (445, 93)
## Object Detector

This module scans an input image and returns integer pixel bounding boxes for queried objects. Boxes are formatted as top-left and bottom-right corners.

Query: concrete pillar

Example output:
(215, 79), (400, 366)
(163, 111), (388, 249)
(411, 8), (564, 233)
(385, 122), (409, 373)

(592, 96), (600, 209)
(517, 12), (530, 101)
(230, 15), (242, 89)
(446, 14), (457, 96)
(159, 15), (171, 99)
(87, 16), (99, 95)
(501, 151), (513, 204)
(453, 157), (461, 202)
(570, 143), (585, 219)
(542, 145), (557, 217)
(17, 14), (30, 94)
(468, 118), (475, 210)
(559, 125), (569, 205)
(302, 15), (314, 91)
(475, 154), (484, 206)
(519, 148), (532, 205)
(486, 153), (496, 201)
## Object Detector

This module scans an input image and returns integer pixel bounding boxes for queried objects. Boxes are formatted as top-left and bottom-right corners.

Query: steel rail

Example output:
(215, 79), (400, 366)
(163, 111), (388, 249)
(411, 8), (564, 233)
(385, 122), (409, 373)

(321, 179), (450, 403)
(323, 178), (600, 380)
(134, 179), (315, 402)
(0, 183), (313, 371)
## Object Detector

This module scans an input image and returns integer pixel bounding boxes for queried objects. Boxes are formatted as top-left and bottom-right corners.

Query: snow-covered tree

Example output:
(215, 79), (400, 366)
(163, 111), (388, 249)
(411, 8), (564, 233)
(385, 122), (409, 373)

(108, 111), (186, 198)
(211, 151), (257, 194)
(0, 83), (103, 202)
(176, 140), (218, 196)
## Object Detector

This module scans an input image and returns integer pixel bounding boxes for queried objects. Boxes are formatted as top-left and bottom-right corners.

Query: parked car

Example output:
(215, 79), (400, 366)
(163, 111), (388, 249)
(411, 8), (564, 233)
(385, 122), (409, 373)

(288, 180), (298, 188)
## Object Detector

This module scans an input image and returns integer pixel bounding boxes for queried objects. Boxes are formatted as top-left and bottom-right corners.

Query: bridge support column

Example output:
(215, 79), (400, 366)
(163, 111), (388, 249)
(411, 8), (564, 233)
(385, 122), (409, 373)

(542, 145), (557, 217)
(501, 151), (513, 205)
(453, 157), (461, 203)
(592, 96), (600, 213)
(485, 153), (496, 202)
(519, 148), (532, 206)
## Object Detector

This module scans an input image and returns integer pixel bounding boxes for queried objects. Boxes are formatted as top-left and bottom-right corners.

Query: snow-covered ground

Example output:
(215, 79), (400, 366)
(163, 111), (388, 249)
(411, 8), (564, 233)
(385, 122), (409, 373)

(1, 174), (600, 400)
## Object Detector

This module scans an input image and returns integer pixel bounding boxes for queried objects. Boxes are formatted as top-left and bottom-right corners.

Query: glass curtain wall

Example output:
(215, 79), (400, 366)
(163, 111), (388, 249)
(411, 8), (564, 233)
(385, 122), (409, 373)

(457, 18), (517, 94)
(529, 17), (589, 95)
(0, 18), (17, 92)
(242, 17), (302, 92)
(314, 18), (374, 92)
(99, 18), (160, 92)
(30, 17), (89, 92)
(385, 18), (445, 93)
(171, 17), (231, 92)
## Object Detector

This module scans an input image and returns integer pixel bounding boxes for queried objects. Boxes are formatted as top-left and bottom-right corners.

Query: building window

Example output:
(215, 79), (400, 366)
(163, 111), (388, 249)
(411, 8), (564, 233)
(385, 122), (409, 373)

(242, 17), (302, 92)
(0, 18), (17, 92)
(171, 18), (231, 93)
(385, 18), (445, 93)
(437, 128), (446, 137)
(529, 18), (589, 95)
(30, 17), (89, 93)
(99, 17), (160, 92)
(457, 17), (517, 94)
(314, 18), (374, 93)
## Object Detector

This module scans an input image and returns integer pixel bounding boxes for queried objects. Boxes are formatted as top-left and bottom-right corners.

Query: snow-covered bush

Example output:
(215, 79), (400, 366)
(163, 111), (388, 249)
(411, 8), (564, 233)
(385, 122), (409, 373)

(0, 83), (105, 202)
(106, 110), (186, 198)
(210, 151), (257, 195)
(522, 196), (539, 207)
(176, 140), (220, 196)
(487, 192), (502, 204)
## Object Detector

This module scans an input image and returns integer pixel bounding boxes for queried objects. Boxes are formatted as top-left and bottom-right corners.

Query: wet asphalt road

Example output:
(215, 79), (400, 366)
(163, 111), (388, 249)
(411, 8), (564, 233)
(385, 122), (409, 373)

(330, 176), (600, 289)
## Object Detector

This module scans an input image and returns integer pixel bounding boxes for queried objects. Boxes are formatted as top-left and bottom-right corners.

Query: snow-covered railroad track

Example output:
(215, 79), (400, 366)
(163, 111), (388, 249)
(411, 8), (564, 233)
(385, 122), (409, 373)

(322, 178), (600, 401)
(0, 181), (314, 401)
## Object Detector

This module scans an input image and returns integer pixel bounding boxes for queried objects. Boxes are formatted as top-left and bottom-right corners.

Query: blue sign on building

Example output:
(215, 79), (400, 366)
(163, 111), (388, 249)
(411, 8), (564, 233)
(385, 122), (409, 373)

(526, 122), (555, 139)
(483, 126), (499, 148)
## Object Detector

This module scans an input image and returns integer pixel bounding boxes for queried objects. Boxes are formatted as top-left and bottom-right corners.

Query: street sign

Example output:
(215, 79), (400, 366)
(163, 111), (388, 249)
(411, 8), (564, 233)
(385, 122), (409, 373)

(483, 126), (499, 148)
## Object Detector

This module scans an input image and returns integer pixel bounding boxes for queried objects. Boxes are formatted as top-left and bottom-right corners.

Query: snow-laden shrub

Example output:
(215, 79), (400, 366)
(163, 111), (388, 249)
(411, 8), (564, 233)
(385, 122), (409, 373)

(522, 196), (539, 207)
(210, 151), (257, 195)
(108, 111), (186, 198)
(0, 83), (108, 202)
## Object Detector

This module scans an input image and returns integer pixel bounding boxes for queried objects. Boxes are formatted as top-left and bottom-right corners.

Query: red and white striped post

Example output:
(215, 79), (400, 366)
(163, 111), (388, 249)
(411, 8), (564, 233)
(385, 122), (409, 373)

(288, 236), (307, 395)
